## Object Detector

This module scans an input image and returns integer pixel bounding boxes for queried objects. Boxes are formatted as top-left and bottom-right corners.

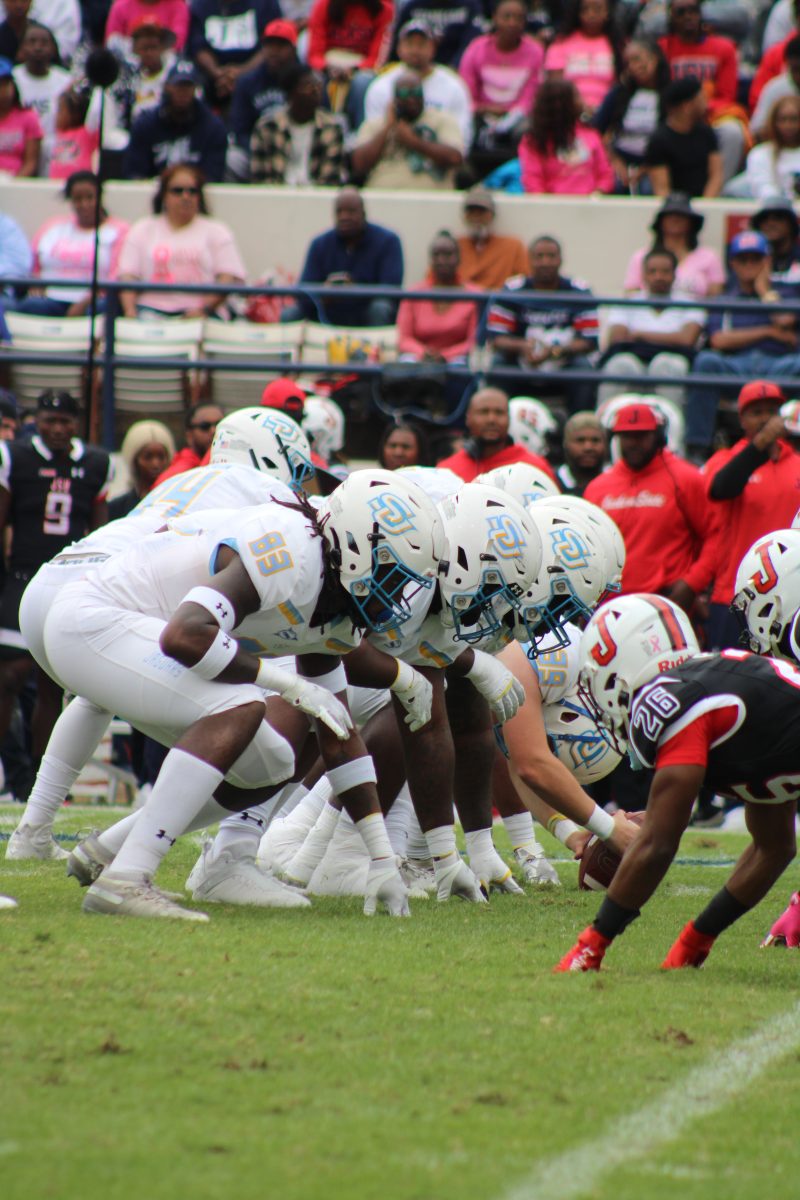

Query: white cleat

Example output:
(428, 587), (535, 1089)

(188, 842), (311, 909)
(83, 875), (209, 921)
(470, 848), (525, 895)
(0, 893), (18, 909)
(309, 822), (369, 897)
(66, 832), (115, 886)
(6, 822), (69, 861)
(258, 800), (323, 873)
(514, 845), (562, 886)
(400, 856), (435, 898)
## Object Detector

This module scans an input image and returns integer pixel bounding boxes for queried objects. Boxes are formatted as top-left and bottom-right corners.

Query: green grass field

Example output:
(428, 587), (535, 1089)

(2, 804), (799, 1200)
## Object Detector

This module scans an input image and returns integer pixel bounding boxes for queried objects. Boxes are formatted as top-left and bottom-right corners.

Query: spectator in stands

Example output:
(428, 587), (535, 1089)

(0, 56), (42, 175)
(363, 19), (472, 149)
(556, 410), (606, 494)
(704, 379), (800, 649)
(751, 12), (800, 111)
(599, 247), (705, 406)
(108, 419), (176, 520)
(306, 0), (392, 73)
(751, 195), (800, 294)
(624, 193), (724, 299)
(396, 231), (479, 365)
(154, 401), (223, 482)
(437, 386), (556, 480)
(116, 162), (246, 318)
(594, 37), (671, 195)
(488, 233), (598, 411)
(456, 186), (527, 291)
(128, 20), (177, 122)
(31, 0), (80, 65)
(12, 21), (70, 173)
(658, 0), (745, 183)
(459, 0), (544, 177)
(389, 0), (481, 68)
(189, 0), (281, 107)
(352, 69), (463, 189)
(727, 95), (800, 201)
(48, 85), (98, 179)
(0, 208), (32, 295)
(685, 231), (800, 459)
(250, 63), (344, 185)
(228, 18), (298, 159)
(282, 186), (403, 326)
(125, 59), (227, 179)
(378, 418), (431, 468)
(643, 76), (722, 198)
(584, 400), (716, 612)
(15, 171), (128, 316)
(751, 35), (800, 139)
(105, 0), (190, 56)
(519, 79), (615, 195)
(544, 0), (622, 116)
(0, 0), (31, 63)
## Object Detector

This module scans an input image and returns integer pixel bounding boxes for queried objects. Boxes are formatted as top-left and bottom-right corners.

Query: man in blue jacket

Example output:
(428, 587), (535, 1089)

(125, 61), (228, 180)
(284, 188), (404, 327)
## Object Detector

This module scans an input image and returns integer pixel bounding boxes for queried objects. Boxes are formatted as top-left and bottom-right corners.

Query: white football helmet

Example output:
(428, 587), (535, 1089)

(578, 593), (699, 747)
(477, 462), (560, 507)
(395, 465), (462, 504)
(731, 529), (800, 658)
(781, 399), (800, 437)
(319, 469), (445, 634)
(508, 397), (559, 456)
(437, 483), (542, 643)
(597, 392), (684, 459)
(210, 406), (314, 490)
(543, 691), (623, 783)
(536, 493), (625, 596)
(302, 396), (345, 463)
(513, 504), (608, 651)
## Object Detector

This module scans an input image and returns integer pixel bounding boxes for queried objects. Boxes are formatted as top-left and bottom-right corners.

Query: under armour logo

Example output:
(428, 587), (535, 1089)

(155, 829), (176, 846)
(222, 636), (231, 650)
(215, 601), (229, 619)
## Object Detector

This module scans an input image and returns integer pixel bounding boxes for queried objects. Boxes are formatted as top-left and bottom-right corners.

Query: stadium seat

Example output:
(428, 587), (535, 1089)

(109, 318), (204, 414)
(0, 312), (98, 408)
(202, 319), (305, 409)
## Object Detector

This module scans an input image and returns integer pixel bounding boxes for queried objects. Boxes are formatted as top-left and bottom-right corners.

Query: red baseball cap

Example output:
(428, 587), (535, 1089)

(737, 379), (785, 414)
(261, 377), (306, 419)
(612, 403), (660, 434)
(262, 18), (298, 44)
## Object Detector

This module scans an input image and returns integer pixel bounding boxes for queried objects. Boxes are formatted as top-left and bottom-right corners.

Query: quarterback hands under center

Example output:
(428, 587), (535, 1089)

(466, 650), (526, 724)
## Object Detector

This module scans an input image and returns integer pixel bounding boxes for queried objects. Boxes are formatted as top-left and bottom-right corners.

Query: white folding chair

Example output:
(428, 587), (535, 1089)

(202, 320), (305, 409)
(1, 313), (97, 407)
(109, 317), (203, 414)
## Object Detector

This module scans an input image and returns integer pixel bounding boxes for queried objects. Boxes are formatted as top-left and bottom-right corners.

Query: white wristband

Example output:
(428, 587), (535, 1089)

(586, 805), (615, 841)
(303, 663), (347, 694)
(355, 812), (393, 860)
(551, 818), (581, 846)
(327, 756), (377, 795)
(255, 659), (297, 695)
(191, 628), (238, 679)
(390, 659), (415, 692)
(182, 586), (236, 632)
(425, 825), (456, 859)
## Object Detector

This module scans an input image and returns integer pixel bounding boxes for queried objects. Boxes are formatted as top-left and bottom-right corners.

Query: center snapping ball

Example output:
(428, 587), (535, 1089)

(578, 811), (645, 892)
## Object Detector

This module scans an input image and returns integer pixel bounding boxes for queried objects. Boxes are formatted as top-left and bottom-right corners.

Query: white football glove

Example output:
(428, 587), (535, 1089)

(466, 650), (525, 724)
(280, 678), (354, 740)
(433, 852), (488, 903)
(363, 856), (411, 917)
(469, 846), (524, 895)
(390, 659), (433, 732)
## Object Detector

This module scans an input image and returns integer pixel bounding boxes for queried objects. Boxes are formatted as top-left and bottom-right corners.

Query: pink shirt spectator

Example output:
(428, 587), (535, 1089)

(458, 34), (544, 115)
(32, 213), (130, 302)
(0, 107), (43, 174)
(49, 127), (100, 179)
(519, 124), (614, 194)
(544, 31), (615, 111)
(115, 214), (246, 312)
(397, 279), (479, 361)
(624, 245), (725, 298)
(105, 0), (190, 51)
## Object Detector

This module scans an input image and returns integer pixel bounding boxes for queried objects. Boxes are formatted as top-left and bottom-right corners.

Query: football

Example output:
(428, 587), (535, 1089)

(578, 811), (646, 892)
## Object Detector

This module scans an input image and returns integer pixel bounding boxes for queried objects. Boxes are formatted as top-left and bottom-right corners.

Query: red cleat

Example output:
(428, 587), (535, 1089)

(661, 921), (716, 969)
(554, 926), (611, 972)
(761, 891), (800, 947)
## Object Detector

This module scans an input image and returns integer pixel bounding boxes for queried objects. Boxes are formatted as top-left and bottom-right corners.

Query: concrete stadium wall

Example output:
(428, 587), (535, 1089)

(0, 180), (761, 295)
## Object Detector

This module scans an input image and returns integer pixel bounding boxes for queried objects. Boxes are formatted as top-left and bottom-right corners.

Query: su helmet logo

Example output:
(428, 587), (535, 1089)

(487, 513), (525, 558)
(368, 492), (417, 535)
(549, 526), (590, 570)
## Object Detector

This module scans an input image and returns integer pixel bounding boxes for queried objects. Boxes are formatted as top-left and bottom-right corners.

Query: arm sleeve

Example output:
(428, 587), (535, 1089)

(514, 43), (544, 114)
(708, 442), (770, 500)
(679, 466), (721, 594)
(749, 41), (784, 108)
(396, 299), (425, 355)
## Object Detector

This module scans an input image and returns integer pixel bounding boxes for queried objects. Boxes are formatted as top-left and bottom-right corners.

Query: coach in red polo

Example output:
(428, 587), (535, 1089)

(704, 379), (800, 648)
(436, 387), (555, 481)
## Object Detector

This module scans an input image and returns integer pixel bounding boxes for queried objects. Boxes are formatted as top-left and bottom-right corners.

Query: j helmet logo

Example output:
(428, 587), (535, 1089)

(368, 492), (417, 535)
(487, 513), (525, 558)
(549, 527), (589, 570)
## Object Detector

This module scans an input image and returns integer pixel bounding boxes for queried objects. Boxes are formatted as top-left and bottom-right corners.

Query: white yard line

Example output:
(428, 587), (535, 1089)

(504, 999), (800, 1200)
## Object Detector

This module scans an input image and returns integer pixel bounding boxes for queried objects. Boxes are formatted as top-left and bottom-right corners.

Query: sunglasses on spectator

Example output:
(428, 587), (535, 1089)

(395, 87), (423, 98)
(672, 4), (700, 11)
(188, 420), (218, 431)
(168, 185), (200, 195)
